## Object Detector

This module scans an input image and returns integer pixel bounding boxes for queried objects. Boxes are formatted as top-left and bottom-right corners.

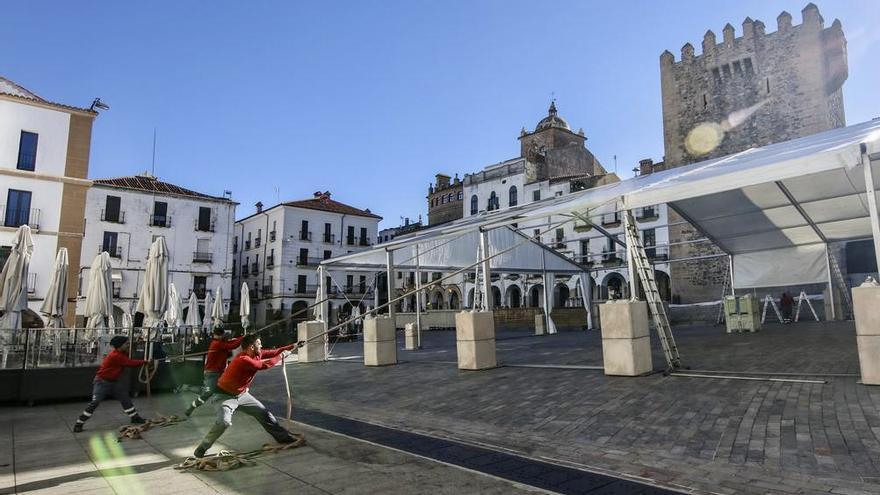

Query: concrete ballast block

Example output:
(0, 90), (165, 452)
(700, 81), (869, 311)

(454, 311), (496, 370)
(599, 301), (649, 340)
(853, 283), (880, 385)
(534, 313), (546, 336)
(602, 336), (653, 376)
(404, 323), (418, 350)
(297, 320), (326, 363)
(363, 317), (397, 366)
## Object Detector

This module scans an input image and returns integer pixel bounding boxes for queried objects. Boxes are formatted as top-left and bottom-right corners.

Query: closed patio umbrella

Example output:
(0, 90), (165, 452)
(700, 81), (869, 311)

(211, 286), (225, 330)
(136, 237), (169, 328)
(185, 291), (201, 343)
(165, 282), (184, 340)
(202, 290), (214, 336)
(240, 282), (250, 331)
(0, 225), (33, 368)
(84, 252), (114, 329)
(40, 247), (68, 329)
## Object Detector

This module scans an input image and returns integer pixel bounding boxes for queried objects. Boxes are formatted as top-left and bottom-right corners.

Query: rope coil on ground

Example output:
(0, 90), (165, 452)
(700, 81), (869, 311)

(117, 415), (187, 441)
(174, 434), (307, 472)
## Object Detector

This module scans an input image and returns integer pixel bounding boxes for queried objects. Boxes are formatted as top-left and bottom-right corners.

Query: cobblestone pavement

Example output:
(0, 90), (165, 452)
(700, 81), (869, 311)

(0, 394), (544, 494)
(249, 321), (880, 495)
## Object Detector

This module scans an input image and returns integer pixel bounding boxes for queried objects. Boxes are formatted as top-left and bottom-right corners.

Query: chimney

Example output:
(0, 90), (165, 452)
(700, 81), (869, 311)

(255, 201), (263, 213)
(639, 159), (654, 176)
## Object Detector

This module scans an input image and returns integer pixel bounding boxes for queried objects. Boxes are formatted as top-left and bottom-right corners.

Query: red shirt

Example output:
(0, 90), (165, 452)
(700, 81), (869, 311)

(216, 345), (294, 395)
(95, 349), (147, 382)
(204, 336), (243, 372)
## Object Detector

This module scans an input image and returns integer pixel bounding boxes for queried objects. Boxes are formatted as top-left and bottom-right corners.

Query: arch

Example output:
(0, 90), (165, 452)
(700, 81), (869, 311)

(446, 286), (462, 310)
(470, 195), (478, 215)
(491, 286), (502, 308)
(654, 270), (671, 301)
(466, 288), (475, 309)
(528, 284), (544, 308)
(505, 285), (522, 308)
(602, 272), (626, 300)
(430, 289), (445, 309)
(509, 186), (518, 207)
(553, 284), (570, 308)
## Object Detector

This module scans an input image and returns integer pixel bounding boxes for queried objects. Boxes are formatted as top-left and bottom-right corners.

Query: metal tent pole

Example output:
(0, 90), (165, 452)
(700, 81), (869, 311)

(479, 230), (492, 311)
(415, 244), (422, 348)
(385, 250), (395, 320)
(825, 245), (836, 320)
(728, 255), (735, 297)
(862, 144), (880, 277)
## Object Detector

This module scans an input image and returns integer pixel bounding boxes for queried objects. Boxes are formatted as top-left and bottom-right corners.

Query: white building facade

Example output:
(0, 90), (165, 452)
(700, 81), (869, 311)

(0, 77), (98, 325)
(78, 174), (237, 322)
(233, 192), (381, 327)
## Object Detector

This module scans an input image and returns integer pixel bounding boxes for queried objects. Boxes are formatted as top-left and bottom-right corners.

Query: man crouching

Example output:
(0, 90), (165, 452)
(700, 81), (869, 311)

(193, 334), (301, 458)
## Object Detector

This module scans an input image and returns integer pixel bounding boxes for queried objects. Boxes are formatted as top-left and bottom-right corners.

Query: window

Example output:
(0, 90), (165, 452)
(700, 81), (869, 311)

(359, 227), (368, 246)
(104, 196), (122, 223)
(197, 207), (212, 231)
(721, 64), (731, 79)
(642, 228), (656, 246)
(4, 189), (31, 228)
(457, 191), (463, 201)
(233, 236), (238, 252)
(555, 228), (564, 242)
(323, 250), (332, 260)
(324, 223), (332, 243)
(347, 226), (355, 245)
(359, 275), (366, 293)
(470, 195), (478, 215)
(196, 238), (210, 253)
(732, 60), (743, 77)
(346, 274), (353, 291)
(193, 276), (207, 298)
(487, 191), (498, 211)
(533, 190), (541, 202)
(16, 131), (38, 171)
(152, 201), (168, 227)
(533, 229), (540, 240)
(580, 239), (589, 256)
(509, 186), (518, 207)
(297, 275), (307, 293)
(743, 58), (754, 76)
(102, 231), (118, 256)
(299, 248), (309, 265)
(441, 195), (446, 204)
(301, 220), (309, 240)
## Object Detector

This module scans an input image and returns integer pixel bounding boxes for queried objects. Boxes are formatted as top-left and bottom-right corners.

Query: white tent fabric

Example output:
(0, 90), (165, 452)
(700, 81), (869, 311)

(84, 252), (114, 329)
(137, 237), (169, 327)
(240, 283), (250, 330)
(211, 286), (225, 329)
(0, 225), (33, 330)
(40, 248), (68, 328)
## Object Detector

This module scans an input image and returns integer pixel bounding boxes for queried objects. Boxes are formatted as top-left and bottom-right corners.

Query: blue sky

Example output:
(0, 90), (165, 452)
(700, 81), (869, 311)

(2, 1), (878, 228)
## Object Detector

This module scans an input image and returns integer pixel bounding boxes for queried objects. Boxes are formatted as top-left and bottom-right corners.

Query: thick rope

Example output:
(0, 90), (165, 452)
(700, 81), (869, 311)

(174, 434), (307, 472)
(117, 415), (187, 441)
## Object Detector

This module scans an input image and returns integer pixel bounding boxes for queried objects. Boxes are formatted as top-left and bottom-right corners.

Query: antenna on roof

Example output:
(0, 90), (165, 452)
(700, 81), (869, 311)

(151, 127), (157, 176)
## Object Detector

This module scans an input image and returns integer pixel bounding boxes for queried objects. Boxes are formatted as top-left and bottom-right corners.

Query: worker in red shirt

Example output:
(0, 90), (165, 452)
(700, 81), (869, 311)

(185, 327), (243, 416)
(193, 334), (301, 458)
(73, 335), (153, 432)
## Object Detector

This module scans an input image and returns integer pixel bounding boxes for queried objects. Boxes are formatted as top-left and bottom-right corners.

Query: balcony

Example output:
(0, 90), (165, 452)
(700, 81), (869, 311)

(294, 284), (319, 295)
(359, 236), (371, 247)
(322, 233), (335, 244)
(266, 255), (275, 268)
(250, 263), (259, 275)
(244, 240), (251, 250)
(1, 206), (41, 230)
(601, 251), (622, 265)
(345, 236), (356, 246)
(296, 256), (323, 267)
(262, 286), (273, 297)
(254, 237), (262, 248)
(343, 285), (371, 296)
(194, 219), (215, 232)
(553, 238), (566, 250)
(636, 207), (659, 221)
(193, 251), (213, 263)
(149, 215), (171, 228)
(100, 245), (122, 258)
(299, 231), (312, 241)
(269, 230), (276, 242)
(646, 245), (669, 261)
(101, 209), (125, 224)
(600, 213), (621, 227)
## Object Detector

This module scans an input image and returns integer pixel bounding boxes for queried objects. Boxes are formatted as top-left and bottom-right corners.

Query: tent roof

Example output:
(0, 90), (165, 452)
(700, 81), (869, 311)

(322, 226), (587, 274)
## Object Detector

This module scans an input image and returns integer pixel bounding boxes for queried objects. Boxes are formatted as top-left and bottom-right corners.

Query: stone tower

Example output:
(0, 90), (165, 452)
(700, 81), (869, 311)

(659, 3), (848, 303)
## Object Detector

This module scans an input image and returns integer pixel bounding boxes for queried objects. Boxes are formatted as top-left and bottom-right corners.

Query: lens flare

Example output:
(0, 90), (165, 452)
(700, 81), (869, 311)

(685, 122), (724, 157)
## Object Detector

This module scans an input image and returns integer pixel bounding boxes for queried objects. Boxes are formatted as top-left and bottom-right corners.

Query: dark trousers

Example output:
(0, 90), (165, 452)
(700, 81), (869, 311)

(198, 391), (294, 451)
(76, 378), (139, 424)
(189, 371), (220, 410)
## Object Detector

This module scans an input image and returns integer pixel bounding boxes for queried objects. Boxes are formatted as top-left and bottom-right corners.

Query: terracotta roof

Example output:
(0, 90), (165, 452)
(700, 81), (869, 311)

(0, 76), (97, 115)
(283, 193), (381, 219)
(92, 174), (233, 202)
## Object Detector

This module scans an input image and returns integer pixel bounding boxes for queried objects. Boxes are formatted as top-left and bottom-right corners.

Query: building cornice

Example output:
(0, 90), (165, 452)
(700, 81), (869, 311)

(0, 93), (98, 117)
(0, 167), (92, 187)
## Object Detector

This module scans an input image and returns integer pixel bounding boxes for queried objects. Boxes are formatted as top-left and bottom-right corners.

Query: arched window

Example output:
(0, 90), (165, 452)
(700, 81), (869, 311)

(487, 192), (498, 211)
(509, 186), (518, 207)
(470, 195), (478, 215)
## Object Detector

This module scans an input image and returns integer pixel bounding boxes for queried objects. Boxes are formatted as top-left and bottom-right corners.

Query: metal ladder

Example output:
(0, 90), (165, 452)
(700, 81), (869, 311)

(623, 210), (682, 370)
(716, 267), (730, 325)
(827, 249), (853, 320)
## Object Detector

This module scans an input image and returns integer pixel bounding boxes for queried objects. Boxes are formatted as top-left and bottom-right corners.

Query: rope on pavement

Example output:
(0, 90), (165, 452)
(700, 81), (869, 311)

(174, 434), (307, 472)
(118, 415), (187, 441)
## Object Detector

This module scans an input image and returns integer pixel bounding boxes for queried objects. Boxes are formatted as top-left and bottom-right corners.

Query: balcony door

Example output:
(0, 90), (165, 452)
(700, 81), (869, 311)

(102, 231), (118, 255)
(4, 189), (31, 228)
(104, 195), (121, 222)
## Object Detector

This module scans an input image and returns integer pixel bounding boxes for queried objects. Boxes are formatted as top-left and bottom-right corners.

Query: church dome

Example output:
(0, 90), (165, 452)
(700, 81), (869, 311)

(535, 101), (570, 132)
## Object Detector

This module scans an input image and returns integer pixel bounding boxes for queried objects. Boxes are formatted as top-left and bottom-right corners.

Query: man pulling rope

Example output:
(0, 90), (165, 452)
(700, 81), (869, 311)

(191, 334), (303, 459)
(185, 327), (243, 416)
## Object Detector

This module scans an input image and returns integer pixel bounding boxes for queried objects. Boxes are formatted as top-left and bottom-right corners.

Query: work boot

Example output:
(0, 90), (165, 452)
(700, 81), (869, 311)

(193, 446), (207, 458)
(73, 423), (83, 433)
(131, 415), (147, 425)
